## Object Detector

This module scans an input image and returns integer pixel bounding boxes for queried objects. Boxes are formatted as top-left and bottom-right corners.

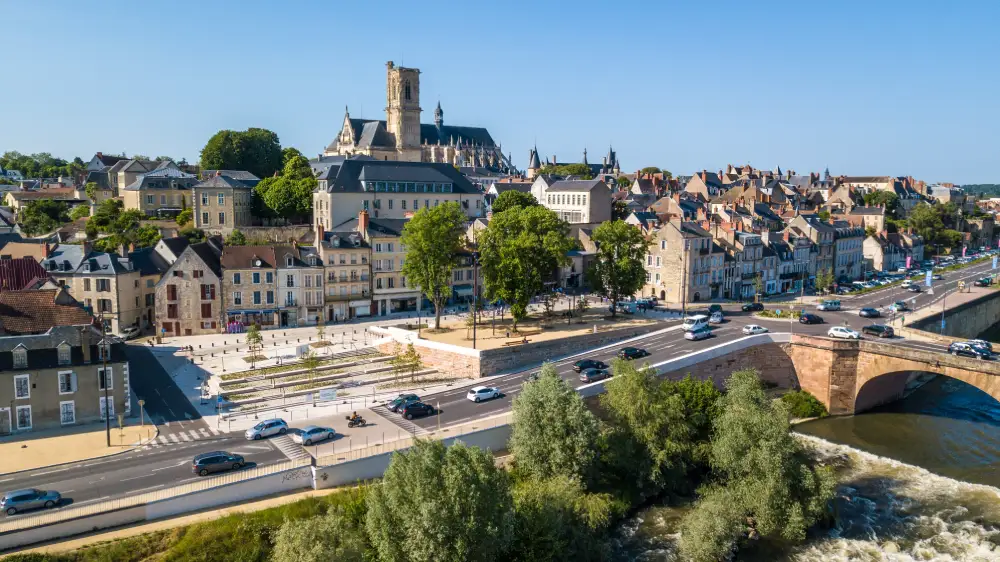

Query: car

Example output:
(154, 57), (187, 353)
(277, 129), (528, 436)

(967, 341), (993, 356)
(387, 393), (421, 413)
(889, 301), (909, 313)
(827, 326), (861, 339)
(573, 359), (608, 373)
(974, 278), (993, 287)
(192, 451), (244, 476)
(400, 401), (437, 420)
(742, 324), (768, 335)
(907, 285), (922, 293)
(862, 324), (894, 338)
(119, 326), (141, 340)
(799, 313), (823, 324)
(707, 304), (723, 314)
(466, 386), (501, 403)
(858, 307), (881, 318)
(966, 339), (994, 352)
(618, 347), (649, 360)
(244, 418), (288, 440)
(685, 327), (713, 341)
(901, 279), (913, 287)
(949, 342), (990, 360)
(579, 368), (611, 383)
(709, 311), (724, 324)
(933, 274), (943, 280)
(1, 489), (61, 516)
(741, 302), (764, 312)
(291, 425), (335, 446)
(817, 300), (841, 311)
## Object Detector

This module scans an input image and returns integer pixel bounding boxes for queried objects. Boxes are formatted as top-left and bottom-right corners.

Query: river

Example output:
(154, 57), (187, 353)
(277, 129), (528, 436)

(612, 376), (1000, 560)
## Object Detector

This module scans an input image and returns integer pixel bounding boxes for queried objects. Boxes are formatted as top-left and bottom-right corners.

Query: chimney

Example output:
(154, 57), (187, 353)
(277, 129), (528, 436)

(43, 242), (51, 258)
(96, 152), (102, 159)
(783, 229), (791, 242)
(82, 239), (91, 256)
(358, 210), (370, 238)
(80, 326), (91, 363)
(315, 222), (325, 247)
(701, 169), (707, 182)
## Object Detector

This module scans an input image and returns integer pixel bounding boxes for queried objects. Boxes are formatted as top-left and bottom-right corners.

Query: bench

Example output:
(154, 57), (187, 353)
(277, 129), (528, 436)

(503, 339), (532, 347)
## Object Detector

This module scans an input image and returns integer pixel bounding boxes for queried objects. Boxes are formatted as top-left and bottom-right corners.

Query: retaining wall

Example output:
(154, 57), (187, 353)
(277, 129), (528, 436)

(909, 289), (1000, 340)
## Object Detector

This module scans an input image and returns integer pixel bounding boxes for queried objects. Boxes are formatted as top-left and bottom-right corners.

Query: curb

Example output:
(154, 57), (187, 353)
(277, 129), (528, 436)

(0, 424), (161, 479)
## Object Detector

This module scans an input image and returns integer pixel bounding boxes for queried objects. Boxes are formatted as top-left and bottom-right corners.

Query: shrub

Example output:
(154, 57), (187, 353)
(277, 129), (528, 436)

(780, 390), (828, 419)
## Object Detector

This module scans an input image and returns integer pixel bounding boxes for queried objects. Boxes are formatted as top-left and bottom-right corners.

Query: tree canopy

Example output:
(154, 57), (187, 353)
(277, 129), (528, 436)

(86, 200), (161, 252)
(225, 229), (248, 246)
(0, 151), (84, 179)
(861, 190), (900, 218)
(908, 202), (966, 251)
(491, 190), (538, 214)
(400, 201), (468, 329)
(586, 220), (649, 317)
(199, 128), (283, 179)
(18, 199), (70, 235)
(536, 163), (592, 179)
(69, 204), (91, 220)
(254, 155), (315, 222)
(479, 205), (573, 330)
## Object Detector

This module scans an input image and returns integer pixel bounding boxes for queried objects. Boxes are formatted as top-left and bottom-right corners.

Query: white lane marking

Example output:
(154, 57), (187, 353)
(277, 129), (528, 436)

(188, 430), (200, 440)
(151, 461), (187, 472)
(199, 428), (211, 438)
(157, 436), (169, 445)
(61, 489), (74, 493)
(29, 467), (73, 477)
(120, 475), (147, 482)
(168, 434), (180, 443)
(0, 477), (14, 483)
(127, 484), (164, 495)
(179, 433), (191, 442)
(72, 496), (110, 506)
(177, 477), (198, 484)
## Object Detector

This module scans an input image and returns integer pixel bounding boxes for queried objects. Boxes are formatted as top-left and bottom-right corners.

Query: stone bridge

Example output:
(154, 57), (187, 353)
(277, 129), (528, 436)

(789, 335), (1000, 414)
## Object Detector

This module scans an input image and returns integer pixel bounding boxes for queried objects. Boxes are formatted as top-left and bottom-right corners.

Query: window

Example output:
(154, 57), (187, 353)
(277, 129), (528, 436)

(388, 277), (395, 288)
(146, 195), (154, 205)
(58, 343), (71, 366)
(387, 243), (394, 252)
(16, 405), (31, 430)
(201, 303), (213, 319)
(202, 212), (210, 225)
(304, 275), (312, 288)
(425, 199), (430, 208)
(201, 193), (209, 206)
(219, 212), (225, 224)
(60, 401), (75, 425)
(285, 292), (294, 306)
(286, 274), (294, 287)
(145, 293), (154, 306)
(414, 199), (419, 210)
(146, 279), (154, 288)
(646, 255), (653, 267)
(314, 274), (321, 287)
(13, 346), (27, 368)
(661, 241), (667, 250)
(252, 272), (260, 284)
(233, 272), (241, 285)
(374, 243), (382, 253)
(200, 284), (216, 300)
(655, 256), (661, 267)
(646, 272), (652, 282)
(253, 291), (261, 305)
(58, 371), (76, 394)
(84, 278), (91, 291)
(99, 397), (113, 421)
(193, 270), (203, 278)
(167, 303), (178, 318)
(233, 291), (242, 305)
(266, 272), (273, 283)
(266, 290), (274, 304)
(14, 374), (29, 399)
(388, 199), (393, 210)
(97, 279), (110, 292)
(454, 271), (462, 282)
(98, 367), (113, 390)
(218, 193), (225, 206)
(167, 285), (178, 300)
(160, 195), (167, 205)
(401, 200), (407, 210)
(376, 278), (383, 289)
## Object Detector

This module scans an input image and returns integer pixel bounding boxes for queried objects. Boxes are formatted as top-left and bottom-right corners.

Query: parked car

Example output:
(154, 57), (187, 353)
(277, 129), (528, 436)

(387, 394), (420, 413)
(466, 386), (501, 403)
(291, 425), (335, 446)
(742, 324), (768, 335)
(245, 419), (288, 440)
(907, 285), (922, 293)
(618, 347), (649, 360)
(192, 451), (244, 476)
(707, 304), (723, 314)
(949, 342), (991, 360)
(684, 327), (713, 341)
(579, 368), (611, 383)
(799, 313), (823, 324)
(119, 326), (141, 340)
(709, 311), (724, 324)
(859, 307), (881, 318)
(400, 401), (437, 420)
(862, 324), (894, 338)
(573, 359), (608, 373)
(975, 278), (993, 287)
(827, 326), (861, 339)
(1, 489), (61, 516)
(741, 302), (764, 312)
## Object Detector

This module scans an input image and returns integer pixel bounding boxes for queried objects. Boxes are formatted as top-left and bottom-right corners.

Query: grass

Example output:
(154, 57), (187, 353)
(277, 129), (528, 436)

(241, 355), (267, 364)
(756, 309), (802, 319)
(220, 354), (379, 381)
(3, 488), (369, 562)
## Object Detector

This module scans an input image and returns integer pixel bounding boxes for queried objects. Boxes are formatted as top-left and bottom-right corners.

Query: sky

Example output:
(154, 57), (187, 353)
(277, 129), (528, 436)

(2, 0), (998, 184)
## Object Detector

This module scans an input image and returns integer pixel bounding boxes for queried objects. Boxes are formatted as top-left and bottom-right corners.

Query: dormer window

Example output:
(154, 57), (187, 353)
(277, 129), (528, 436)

(83, 262), (90, 273)
(13, 346), (27, 368)
(286, 256), (293, 267)
(98, 341), (111, 361)
(57, 343), (71, 366)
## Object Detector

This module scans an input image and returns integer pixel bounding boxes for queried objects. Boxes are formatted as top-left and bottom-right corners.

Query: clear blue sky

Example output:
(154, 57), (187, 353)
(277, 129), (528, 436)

(3, 0), (998, 183)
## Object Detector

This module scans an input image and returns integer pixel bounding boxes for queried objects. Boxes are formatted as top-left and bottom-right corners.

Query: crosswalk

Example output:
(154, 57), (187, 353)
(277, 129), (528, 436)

(270, 434), (312, 461)
(371, 406), (431, 436)
(138, 426), (222, 450)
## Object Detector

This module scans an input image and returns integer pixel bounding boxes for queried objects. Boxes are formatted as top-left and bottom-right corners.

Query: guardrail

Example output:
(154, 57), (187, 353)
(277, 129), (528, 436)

(0, 457), (312, 534)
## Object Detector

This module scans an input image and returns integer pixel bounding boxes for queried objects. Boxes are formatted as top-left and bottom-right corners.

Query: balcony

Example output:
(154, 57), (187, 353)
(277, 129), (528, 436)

(741, 272), (757, 280)
(326, 291), (369, 303)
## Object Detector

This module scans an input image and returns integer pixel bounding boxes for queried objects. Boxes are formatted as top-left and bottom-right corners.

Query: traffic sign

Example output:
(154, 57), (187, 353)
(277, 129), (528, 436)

(993, 256), (997, 270)
(925, 270), (933, 287)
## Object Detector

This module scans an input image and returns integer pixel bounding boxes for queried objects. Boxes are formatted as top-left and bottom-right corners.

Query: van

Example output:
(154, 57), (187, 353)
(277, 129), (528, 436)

(816, 300), (841, 311)
(615, 301), (637, 314)
(682, 314), (709, 331)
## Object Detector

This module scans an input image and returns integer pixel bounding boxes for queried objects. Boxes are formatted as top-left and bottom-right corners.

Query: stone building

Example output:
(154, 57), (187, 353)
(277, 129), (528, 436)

(639, 219), (720, 303)
(155, 240), (223, 336)
(220, 246), (279, 328)
(191, 172), (259, 234)
(274, 245), (325, 327)
(121, 168), (198, 219)
(530, 177), (612, 224)
(314, 226), (372, 321)
(788, 214), (836, 280)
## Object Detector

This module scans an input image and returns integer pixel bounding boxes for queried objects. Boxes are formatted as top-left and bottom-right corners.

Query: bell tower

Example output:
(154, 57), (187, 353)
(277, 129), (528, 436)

(385, 61), (422, 156)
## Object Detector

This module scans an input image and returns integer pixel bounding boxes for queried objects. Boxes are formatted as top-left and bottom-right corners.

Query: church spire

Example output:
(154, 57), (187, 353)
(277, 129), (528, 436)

(583, 148), (588, 166)
(434, 101), (443, 128)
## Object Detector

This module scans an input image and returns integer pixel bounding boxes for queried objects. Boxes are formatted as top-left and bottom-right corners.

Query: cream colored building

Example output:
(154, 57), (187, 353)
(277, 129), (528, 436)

(315, 226), (372, 321)
(121, 169), (198, 219)
(192, 172), (259, 234)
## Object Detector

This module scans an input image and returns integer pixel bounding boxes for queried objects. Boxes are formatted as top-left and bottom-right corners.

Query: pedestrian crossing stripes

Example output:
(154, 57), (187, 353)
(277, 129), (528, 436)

(270, 435), (311, 461)
(372, 406), (431, 436)
(139, 426), (222, 450)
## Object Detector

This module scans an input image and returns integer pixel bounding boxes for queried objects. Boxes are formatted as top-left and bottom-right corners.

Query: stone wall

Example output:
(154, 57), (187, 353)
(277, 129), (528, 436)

(908, 289), (1000, 340)
(660, 343), (798, 389)
(236, 226), (313, 244)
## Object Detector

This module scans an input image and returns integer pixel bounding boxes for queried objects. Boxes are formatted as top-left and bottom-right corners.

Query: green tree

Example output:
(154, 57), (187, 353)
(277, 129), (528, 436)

(246, 323), (263, 369)
(510, 476), (617, 562)
(366, 439), (514, 562)
(255, 155), (316, 221)
(615, 176), (631, 188)
(536, 163), (592, 178)
(509, 363), (599, 483)
(479, 205), (573, 331)
(586, 221), (649, 318)
(226, 229), (248, 246)
(491, 190), (538, 214)
(865, 225), (878, 237)
(403, 343), (423, 381)
(815, 269), (835, 294)
(611, 199), (628, 221)
(575, 295), (590, 319)
(862, 190), (900, 218)
(281, 147), (304, 166)
(18, 199), (70, 235)
(175, 208), (193, 227)
(400, 201), (467, 330)
(938, 228), (964, 250)
(817, 209), (831, 221)
(69, 204), (90, 220)
(908, 202), (945, 244)
(180, 226), (206, 243)
(271, 510), (366, 562)
(753, 272), (765, 300)
(200, 128), (283, 179)
(639, 166), (661, 175)
(84, 181), (99, 202)
(132, 224), (162, 249)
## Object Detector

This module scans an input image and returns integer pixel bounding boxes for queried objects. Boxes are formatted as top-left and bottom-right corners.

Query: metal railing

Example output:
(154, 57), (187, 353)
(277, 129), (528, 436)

(0, 457), (312, 534)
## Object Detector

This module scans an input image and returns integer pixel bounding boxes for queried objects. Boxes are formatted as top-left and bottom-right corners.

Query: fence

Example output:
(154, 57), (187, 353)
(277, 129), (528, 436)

(0, 457), (312, 534)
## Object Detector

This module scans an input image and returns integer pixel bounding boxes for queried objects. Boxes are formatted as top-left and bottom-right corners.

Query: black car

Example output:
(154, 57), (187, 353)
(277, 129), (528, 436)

(741, 302), (764, 312)
(975, 278), (993, 287)
(573, 359), (608, 373)
(388, 394), (420, 413)
(708, 304), (723, 314)
(579, 368), (611, 383)
(862, 324), (894, 338)
(949, 342), (990, 360)
(400, 401), (437, 420)
(906, 285), (922, 293)
(799, 313), (823, 324)
(618, 347), (649, 360)
(192, 451), (245, 476)
(858, 308), (881, 318)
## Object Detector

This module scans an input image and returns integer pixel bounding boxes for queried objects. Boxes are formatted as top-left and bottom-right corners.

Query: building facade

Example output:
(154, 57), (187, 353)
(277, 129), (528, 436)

(275, 245), (325, 327)
(220, 246), (279, 328)
(155, 241), (223, 336)
(315, 227), (372, 321)
(531, 177), (612, 224)
(191, 172), (258, 234)
(639, 220), (719, 303)
(121, 170), (198, 219)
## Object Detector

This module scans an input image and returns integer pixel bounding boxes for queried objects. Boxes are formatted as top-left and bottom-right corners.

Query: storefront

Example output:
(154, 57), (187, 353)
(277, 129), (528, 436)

(350, 300), (371, 318)
(226, 309), (277, 328)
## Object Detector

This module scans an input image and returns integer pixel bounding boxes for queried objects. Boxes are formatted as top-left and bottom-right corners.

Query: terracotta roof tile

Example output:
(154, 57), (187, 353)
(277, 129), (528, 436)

(0, 289), (93, 335)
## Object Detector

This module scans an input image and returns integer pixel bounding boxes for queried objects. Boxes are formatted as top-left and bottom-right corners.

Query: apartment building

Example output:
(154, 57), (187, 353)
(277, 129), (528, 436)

(191, 172), (259, 234)
(789, 214), (835, 280)
(639, 219), (720, 303)
(530, 177), (612, 224)
(315, 227), (372, 321)
(121, 169), (198, 219)
(275, 245), (325, 327)
(767, 229), (814, 293)
(155, 240), (223, 336)
(831, 220), (865, 282)
(0, 290), (129, 434)
(220, 246), (279, 327)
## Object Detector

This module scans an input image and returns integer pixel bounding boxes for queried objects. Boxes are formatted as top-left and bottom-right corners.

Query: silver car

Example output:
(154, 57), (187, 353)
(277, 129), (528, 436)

(2, 489), (61, 516)
(291, 425), (335, 446)
(244, 418), (288, 440)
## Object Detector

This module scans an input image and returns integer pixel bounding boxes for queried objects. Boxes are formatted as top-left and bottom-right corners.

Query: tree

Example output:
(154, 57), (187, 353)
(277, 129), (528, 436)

(491, 190), (538, 214)
(365, 439), (514, 562)
(180, 226), (206, 243)
(639, 166), (661, 175)
(908, 202), (945, 244)
(862, 190), (900, 218)
(615, 176), (631, 188)
(272, 510), (366, 562)
(400, 202), (467, 330)
(510, 476), (616, 562)
(282, 147), (304, 166)
(679, 369), (836, 561)
(18, 199), (70, 235)
(84, 181), (99, 202)
(938, 228), (964, 250)
(175, 208), (193, 227)
(388, 342), (408, 385)
(403, 343), (423, 382)
(575, 295), (590, 320)
(586, 221), (649, 318)
(536, 163), (592, 178)
(817, 209), (831, 221)
(509, 363), (599, 483)
(254, 155), (316, 222)
(479, 206), (573, 331)
(69, 205), (90, 220)
(753, 272), (765, 300)
(611, 199), (628, 221)
(815, 269), (835, 294)
(246, 324), (263, 369)
(315, 319), (326, 343)
(200, 128), (283, 179)
(226, 229), (248, 246)
(865, 225), (877, 237)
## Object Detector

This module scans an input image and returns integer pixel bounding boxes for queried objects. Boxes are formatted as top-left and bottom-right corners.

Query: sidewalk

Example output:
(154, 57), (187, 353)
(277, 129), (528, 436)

(0, 419), (159, 475)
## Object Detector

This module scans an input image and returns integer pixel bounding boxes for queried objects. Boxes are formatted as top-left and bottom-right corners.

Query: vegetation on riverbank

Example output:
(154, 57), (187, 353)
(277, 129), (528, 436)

(781, 390), (829, 418)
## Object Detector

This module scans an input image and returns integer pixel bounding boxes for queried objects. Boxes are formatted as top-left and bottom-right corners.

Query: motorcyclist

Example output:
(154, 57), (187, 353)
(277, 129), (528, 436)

(349, 411), (360, 422)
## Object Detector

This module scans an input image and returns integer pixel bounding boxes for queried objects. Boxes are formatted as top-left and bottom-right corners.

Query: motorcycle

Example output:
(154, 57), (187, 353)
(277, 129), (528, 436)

(346, 416), (367, 428)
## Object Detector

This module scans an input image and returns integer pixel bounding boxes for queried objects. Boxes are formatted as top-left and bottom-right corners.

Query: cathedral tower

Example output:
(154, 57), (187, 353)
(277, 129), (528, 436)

(385, 61), (422, 156)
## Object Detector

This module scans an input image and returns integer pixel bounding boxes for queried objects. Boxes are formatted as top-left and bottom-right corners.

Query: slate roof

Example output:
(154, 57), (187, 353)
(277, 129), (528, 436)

(160, 236), (191, 258)
(333, 217), (408, 238)
(127, 246), (170, 277)
(84, 170), (112, 190)
(318, 160), (477, 194)
(220, 245), (278, 269)
(40, 245), (134, 275)
(96, 154), (128, 167)
(0, 325), (128, 370)
(199, 170), (261, 187)
(321, 231), (369, 249)
(193, 175), (254, 190)
(0, 289), (93, 335)
(545, 179), (606, 193)
(122, 174), (199, 191)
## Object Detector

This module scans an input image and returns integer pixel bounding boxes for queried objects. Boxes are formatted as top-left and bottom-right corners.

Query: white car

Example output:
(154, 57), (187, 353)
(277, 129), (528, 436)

(244, 418), (288, 440)
(742, 324), (768, 335)
(467, 386), (501, 403)
(291, 425), (335, 446)
(827, 326), (861, 340)
(119, 326), (141, 340)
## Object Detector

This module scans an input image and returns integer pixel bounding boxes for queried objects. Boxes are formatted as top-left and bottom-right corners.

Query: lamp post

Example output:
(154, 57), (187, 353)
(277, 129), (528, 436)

(99, 312), (110, 448)
(472, 251), (480, 349)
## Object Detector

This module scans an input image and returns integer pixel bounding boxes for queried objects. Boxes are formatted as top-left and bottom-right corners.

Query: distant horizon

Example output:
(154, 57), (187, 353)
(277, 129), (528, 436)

(2, 1), (997, 184)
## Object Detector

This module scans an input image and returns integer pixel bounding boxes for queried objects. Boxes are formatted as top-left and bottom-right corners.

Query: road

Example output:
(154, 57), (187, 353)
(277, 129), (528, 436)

(3, 258), (996, 517)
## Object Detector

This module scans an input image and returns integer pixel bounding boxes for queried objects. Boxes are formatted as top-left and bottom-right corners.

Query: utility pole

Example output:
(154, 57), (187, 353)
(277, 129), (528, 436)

(680, 242), (688, 317)
(472, 251), (479, 349)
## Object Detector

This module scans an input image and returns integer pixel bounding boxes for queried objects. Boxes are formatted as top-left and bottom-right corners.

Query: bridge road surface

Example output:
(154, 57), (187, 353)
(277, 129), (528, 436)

(3, 258), (995, 515)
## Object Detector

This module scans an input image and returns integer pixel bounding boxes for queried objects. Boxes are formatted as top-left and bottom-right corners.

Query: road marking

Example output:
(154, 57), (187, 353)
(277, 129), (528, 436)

(127, 484), (165, 495)
(0, 477), (14, 483)
(179, 433), (192, 442)
(29, 467), (73, 477)
(61, 489), (74, 493)
(199, 428), (211, 438)
(177, 477), (198, 484)
(168, 434), (180, 443)
(120, 475), (147, 482)
(151, 461), (187, 472)
(73, 496), (110, 506)
(188, 430), (200, 440)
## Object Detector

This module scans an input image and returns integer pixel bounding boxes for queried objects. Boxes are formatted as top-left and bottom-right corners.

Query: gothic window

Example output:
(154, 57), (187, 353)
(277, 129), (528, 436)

(404, 80), (411, 101)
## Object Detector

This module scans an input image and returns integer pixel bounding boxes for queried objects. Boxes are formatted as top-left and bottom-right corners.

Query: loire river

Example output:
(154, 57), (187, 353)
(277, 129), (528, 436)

(612, 376), (1000, 561)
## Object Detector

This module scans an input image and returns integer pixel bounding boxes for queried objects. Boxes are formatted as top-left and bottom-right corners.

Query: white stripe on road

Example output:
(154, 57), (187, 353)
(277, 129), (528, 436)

(179, 433), (191, 442)
(168, 434), (180, 443)
(72, 496), (110, 507)
(151, 461), (187, 472)
(28, 467), (73, 477)
(127, 484), (164, 495)
(188, 430), (200, 440)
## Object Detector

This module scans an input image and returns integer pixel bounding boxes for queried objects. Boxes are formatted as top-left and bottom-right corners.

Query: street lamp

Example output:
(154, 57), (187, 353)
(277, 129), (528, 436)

(472, 251), (480, 349)
(99, 312), (111, 447)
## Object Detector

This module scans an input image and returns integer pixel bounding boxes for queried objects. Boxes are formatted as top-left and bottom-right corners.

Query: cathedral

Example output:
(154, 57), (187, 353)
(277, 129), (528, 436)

(325, 61), (515, 174)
